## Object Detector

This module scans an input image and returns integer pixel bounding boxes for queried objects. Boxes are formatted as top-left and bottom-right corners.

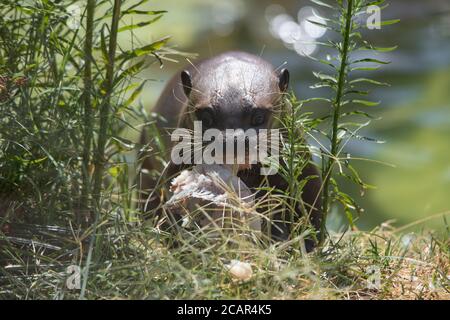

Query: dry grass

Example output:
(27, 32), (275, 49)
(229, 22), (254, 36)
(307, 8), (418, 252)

(2, 212), (447, 300)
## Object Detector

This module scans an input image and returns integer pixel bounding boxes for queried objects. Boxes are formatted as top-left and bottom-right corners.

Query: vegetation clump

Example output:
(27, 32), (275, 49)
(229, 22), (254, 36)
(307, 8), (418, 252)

(0, 0), (448, 300)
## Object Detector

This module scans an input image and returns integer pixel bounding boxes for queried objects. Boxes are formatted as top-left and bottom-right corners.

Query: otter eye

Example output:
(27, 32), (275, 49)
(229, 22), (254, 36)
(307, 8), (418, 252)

(251, 109), (266, 126)
(196, 108), (215, 128)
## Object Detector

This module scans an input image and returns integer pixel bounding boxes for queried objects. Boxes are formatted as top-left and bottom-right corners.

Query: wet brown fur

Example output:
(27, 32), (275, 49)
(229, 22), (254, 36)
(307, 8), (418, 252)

(138, 51), (322, 250)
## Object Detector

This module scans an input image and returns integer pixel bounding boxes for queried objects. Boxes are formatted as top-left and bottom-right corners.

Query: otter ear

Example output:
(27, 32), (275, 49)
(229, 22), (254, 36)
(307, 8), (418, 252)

(181, 70), (192, 97)
(278, 68), (290, 92)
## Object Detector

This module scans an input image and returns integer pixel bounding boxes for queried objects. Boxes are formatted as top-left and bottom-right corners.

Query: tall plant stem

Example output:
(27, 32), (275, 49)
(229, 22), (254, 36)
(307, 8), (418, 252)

(320, 0), (354, 245)
(80, 0), (95, 226)
(80, 0), (121, 299)
(92, 0), (121, 210)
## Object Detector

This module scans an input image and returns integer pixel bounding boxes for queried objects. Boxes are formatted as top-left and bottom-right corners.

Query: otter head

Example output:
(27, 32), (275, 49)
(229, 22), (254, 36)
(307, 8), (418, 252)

(180, 53), (289, 132)
(179, 52), (289, 169)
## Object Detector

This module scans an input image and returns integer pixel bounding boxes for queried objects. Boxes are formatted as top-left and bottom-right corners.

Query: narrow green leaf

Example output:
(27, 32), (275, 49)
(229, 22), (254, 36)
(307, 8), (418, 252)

(344, 90), (369, 96)
(302, 97), (332, 103)
(351, 66), (381, 71)
(372, 45), (398, 52)
(345, 207), (355, 228)
(306, 19), (338, 32)
(358, 44), (398, 52)
(123, 81), (147, 107)
(117, 36), (170, 60)
(380, 19), (400, 26)
(310, 83), (336, 90)
(352, 99), (380, 107)
(122, 10), (167, 16)
(349, 78), (390, 86)
(342, 110), (380, 119)
(118, 15), (164, 32)
(351, 58), (390, 65)
(312, 71), (337, 83)
(114, 60), (146, 87)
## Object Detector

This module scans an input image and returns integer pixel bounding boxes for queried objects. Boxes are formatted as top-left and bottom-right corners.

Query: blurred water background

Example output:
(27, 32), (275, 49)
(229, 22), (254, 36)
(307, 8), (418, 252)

(121, 0), (450, 231)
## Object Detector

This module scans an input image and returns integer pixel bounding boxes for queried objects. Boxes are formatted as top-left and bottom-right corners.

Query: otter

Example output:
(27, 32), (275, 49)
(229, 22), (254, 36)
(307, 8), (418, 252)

(138, 51), (322, 250)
